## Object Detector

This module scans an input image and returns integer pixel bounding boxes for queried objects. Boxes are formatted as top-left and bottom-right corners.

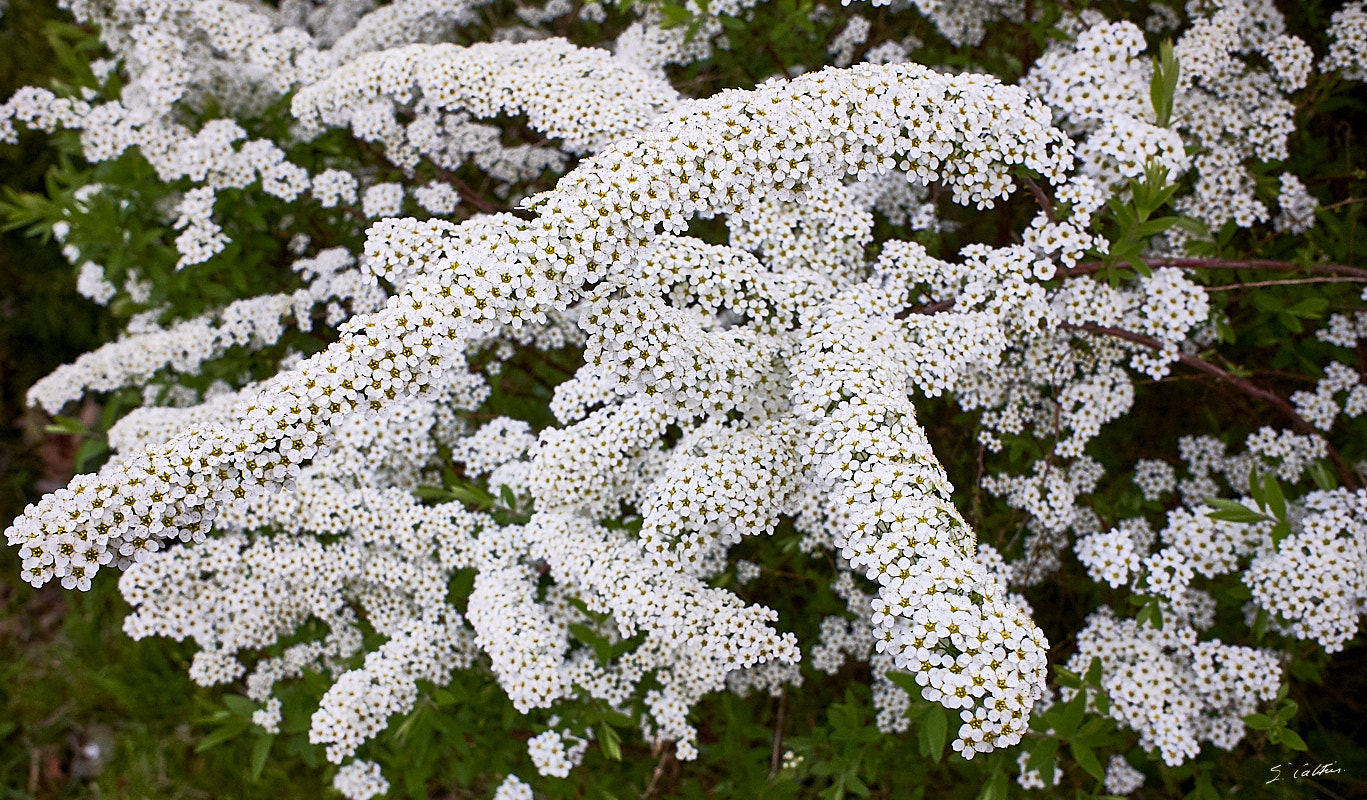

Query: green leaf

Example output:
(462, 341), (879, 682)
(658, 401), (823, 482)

(222, 695), (257, 718)
(1309, 460), (1337, 491)
(45, 415), (91, 436)
(195, 722), (249, 752)
(921, 705), (947, 763)
(1287, 297), (1328, 318)
(1262, 474), (1286, 520)
(598, 722), (623, 761)
(1071, 741), (1105, 782)
(250, 734), (274, 780)
(658, 3), (691, 27)
(888, 673), (932, 721)
(1025, 737), (1058, 772)
(1270, 520), (1292, 546)
(1280, 728), (1308, 751)
(1205, 499), (1268, 524)
(1196, 772), (1221, 800)
(1248, 467), (1265, 507)
(1085, 657), (1103, 688)
(413, 485), (455, 502)
(1054, 667), (1082, 690)
(1150, 39), (1179, 127)
(975, 767), (1009, 800)
(1058, 690), (1086, 738)
(1173, 217), (1210, 237)
(1134, 216), (1181, 238)
(1243, 713), (1274, 731)
(1253, 608), (1270, 642)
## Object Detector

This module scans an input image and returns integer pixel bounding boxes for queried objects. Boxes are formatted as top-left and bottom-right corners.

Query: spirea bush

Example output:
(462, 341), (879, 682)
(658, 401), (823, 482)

(3, 0), (1366, 797)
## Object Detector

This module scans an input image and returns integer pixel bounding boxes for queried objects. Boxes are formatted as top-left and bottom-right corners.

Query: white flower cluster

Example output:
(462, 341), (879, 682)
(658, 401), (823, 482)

(954, 263), (1210, 470)
(1024, 5), (1315, 234)
(1067, 609), (1281, 766)
(492, 774), (534, 800)
(1245, 488), (1367, 652)
(527, 728), (588, 777)
(7, 0), (1366, 789)
(1134, 458), (1177, 501)
(1324, 1), (1367, 80)
(1291, 361), (1367, 431)
(1076, 527), (1143, 588)
(1104, 754), (1146, 795)
(1023, 21), (1188, 184)
(291, 39), (680, 173)
(8, 60), (1075, 766)
(1319, 290), (1367, 348)
(310, 616), (474, 762)
(333, 759), (390, 800)
(28, 248), (384, 415)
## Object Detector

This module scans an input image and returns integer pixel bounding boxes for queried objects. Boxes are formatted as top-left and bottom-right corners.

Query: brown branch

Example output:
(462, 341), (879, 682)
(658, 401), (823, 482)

(894, 298), (956, 320)
(1067, 322), (1361, 489)
(642, 740), (675, 799)
(769, 688), (787, 780)
(1058, 257), (1367, 280)
(433, 167), (511, 216)
(1203, 276), (1367, 292)
(1022, 175), (1056, 223)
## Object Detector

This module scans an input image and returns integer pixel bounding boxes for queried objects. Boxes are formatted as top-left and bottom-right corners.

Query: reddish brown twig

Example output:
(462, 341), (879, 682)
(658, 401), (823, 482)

(1057, 257), (1367, 280)
(1067, 322), (1361, 489)
(1203, 276), (1367, 292)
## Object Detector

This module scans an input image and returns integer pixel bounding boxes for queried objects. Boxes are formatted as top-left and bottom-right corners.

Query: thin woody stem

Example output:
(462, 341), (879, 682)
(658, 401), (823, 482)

(1203, 276), (1367, 292)
(1067, 322), (1361, 490)
(1058, 257), (1367, 280)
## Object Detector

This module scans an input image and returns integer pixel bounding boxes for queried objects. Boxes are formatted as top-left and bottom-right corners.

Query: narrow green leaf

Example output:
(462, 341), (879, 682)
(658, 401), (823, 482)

(1248, 467), (1265, 507)
(45, 415), (90, 436)
(1072, 741), (1105, 782)
(1271, 520), (1292, 546)
(1173, 217), (1210, 237)
(598, 722), (623, 761)
(1095, 692), (1111, 716)
(1197, 773), (1221, 800)
(975, 767), (1008, 800)
(569, 623), (601, 648)
(250, 734), (274, 780)
(923, 705), (947, 762)
(1263, 474), (1286, 521)
(1085, 657), (1103, 688)
(1058, 690), (1086, 738)
(1205, 498), (1268, 524)
(1309, 460), (1337, 491)
(1243, 713), (1274, 731)
(222, 695), (257, 718)
(1280, 728), (1308, 751)
(195, 722), (248, 752)
(1025, 737), (1058, 772)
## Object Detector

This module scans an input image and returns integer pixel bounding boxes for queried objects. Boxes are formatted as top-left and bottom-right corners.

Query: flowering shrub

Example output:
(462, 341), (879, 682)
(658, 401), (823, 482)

(3, 0), (1367, 797)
